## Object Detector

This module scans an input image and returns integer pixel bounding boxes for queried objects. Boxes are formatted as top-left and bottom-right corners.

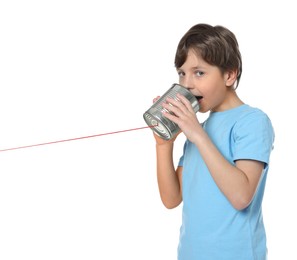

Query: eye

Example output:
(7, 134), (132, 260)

(195, 70), (204, 77)
(177, 70), (185, 77)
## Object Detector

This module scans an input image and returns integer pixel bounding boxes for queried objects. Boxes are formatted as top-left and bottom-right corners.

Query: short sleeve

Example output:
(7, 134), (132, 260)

(232, 110), (274, 168)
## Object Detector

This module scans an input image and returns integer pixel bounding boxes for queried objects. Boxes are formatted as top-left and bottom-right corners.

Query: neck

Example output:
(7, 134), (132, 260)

(213, 90), (244, 112)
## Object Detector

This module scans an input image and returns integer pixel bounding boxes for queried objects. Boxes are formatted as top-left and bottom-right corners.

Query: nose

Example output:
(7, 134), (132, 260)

(181, 76), (195, 90)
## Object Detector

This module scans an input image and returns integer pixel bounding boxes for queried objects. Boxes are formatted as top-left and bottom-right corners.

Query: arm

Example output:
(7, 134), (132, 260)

(162, 94), (264, 210)
(190, 128), (264, 210)
(155, 135), (183, 209)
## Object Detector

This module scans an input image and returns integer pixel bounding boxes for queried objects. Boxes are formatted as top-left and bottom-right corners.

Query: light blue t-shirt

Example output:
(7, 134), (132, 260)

(178, 104), (274, 260)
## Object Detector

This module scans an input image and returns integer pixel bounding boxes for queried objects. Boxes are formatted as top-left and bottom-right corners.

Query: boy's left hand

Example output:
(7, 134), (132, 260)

(161, 93), (202, 142)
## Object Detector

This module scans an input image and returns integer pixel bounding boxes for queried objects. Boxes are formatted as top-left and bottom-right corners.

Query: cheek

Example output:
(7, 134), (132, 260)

(201, 82), (218, 97)
(208, 78), (226, 94)
(202, 83), (226, 104)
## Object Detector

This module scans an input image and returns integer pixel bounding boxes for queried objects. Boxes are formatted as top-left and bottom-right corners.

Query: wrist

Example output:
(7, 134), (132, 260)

(156, 141), (174, 152)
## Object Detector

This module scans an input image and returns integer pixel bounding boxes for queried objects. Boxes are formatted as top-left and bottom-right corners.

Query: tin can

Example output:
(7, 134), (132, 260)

(143, 83), (200, 140)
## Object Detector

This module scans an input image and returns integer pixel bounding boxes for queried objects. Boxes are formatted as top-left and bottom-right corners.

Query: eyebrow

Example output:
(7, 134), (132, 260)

(177, 66), (207, 71)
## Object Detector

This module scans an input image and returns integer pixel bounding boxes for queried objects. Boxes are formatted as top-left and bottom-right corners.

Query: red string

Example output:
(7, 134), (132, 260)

(0, 124), (156, 152)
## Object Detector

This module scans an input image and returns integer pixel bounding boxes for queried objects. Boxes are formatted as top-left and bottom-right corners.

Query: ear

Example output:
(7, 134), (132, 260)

(224, 70), (238, 87)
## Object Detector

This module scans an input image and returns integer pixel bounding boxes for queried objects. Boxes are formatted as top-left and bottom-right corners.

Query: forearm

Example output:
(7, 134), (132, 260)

(156, 143), (182, 209)
(193, 130), (262, 210)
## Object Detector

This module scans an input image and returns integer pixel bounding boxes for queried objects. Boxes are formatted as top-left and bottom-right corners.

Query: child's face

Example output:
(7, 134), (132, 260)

(177, 49), (234, 112)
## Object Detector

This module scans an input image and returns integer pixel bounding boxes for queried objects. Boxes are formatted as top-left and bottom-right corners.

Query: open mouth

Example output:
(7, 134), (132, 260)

(195, 96), (203, 101)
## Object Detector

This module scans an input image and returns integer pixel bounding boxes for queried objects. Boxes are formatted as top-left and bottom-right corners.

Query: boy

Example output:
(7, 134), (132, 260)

(152, 23), (274, 259)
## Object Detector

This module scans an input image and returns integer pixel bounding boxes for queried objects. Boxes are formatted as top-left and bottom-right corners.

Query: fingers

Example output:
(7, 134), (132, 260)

(162, 100), (181, 116)
(153, 96), (160, 103)
(175, 93), (195, 112)
(162, 93), (194, 117)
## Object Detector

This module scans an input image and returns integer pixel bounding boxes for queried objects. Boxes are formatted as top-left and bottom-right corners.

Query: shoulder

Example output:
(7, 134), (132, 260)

(232, 106), (275, 153)
(234, 105), (274, 133)
(232, 105), (275, 163)
(237, 105), (270, 119)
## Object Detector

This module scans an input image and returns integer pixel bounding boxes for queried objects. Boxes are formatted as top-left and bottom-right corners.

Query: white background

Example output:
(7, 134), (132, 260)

(0, 0), (295, 259)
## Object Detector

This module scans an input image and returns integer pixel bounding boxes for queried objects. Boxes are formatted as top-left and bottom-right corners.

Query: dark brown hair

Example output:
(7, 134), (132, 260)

(175, 23), (242, 88)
